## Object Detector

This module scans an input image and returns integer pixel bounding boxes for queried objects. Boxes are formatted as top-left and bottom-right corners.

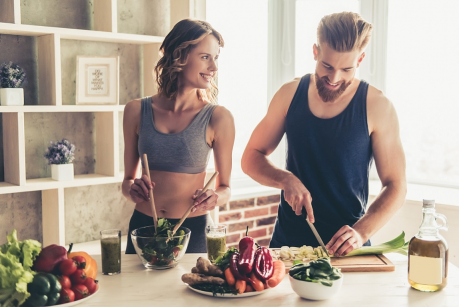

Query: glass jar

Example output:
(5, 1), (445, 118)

(408, 199), (448, 292)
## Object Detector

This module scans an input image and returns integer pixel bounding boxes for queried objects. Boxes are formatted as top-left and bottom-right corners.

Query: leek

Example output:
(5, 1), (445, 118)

(345, 231), (409, 257)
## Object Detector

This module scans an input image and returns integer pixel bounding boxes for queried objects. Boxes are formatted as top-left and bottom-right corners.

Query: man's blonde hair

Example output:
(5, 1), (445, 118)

(317, 12), (373, 52)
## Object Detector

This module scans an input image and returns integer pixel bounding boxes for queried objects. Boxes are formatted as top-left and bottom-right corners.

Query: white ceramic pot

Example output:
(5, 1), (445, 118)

(0, 88), (24, 106)
(51, 164), (74, 181)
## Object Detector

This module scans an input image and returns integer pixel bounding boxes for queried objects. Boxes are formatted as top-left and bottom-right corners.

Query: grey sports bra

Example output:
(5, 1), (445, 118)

(138, 96), (217, 174)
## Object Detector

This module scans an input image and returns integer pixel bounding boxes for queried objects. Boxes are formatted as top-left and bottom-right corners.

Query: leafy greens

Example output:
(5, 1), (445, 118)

(0, 229), (41, 307)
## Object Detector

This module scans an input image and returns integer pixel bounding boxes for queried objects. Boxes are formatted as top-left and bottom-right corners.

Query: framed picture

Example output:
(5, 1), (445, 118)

(76, 56), (119, 105)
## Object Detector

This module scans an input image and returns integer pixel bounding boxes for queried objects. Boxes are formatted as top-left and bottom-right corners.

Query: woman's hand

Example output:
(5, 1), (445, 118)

(191, 189), (219, 212)
(129, 174), (155, 204)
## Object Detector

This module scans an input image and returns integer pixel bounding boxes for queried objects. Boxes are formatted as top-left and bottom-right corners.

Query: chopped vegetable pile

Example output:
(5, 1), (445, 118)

(277, 231), (408, 263)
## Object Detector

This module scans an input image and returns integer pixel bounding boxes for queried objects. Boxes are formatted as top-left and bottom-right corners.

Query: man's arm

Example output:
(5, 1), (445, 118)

(242, 79), (317, 222)
(326, 87), (407, 256)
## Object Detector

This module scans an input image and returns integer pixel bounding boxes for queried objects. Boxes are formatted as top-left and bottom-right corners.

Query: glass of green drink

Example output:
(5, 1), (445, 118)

(205, 225), (227, 263)
(100, 229), (121, 275)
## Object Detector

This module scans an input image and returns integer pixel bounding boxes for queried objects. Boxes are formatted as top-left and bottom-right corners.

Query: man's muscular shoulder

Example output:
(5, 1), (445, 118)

(270, 77), (302, 117)
(366, 85), (397, 134)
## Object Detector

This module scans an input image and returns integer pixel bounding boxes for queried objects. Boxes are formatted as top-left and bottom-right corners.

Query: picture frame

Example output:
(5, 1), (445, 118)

(76, 56), (119, 105)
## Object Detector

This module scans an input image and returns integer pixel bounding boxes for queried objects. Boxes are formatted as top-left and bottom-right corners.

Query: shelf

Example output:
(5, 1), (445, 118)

(0, 22), (164, 44)
(0, 174), (124, 195)
(0, 105), (126, 113)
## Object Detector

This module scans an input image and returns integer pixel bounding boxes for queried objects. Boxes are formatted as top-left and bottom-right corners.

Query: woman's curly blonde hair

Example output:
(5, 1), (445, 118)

(154, 19), (224, 103)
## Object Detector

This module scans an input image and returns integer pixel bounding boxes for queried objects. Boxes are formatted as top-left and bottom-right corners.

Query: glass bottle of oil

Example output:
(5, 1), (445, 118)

(408, 199), (448, 292)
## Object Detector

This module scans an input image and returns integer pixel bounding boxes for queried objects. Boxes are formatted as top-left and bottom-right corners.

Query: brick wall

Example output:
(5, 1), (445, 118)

(218, 194), (280, 249)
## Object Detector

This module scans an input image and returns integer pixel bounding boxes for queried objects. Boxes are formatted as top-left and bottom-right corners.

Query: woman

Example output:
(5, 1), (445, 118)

(122, 19), (235, 254)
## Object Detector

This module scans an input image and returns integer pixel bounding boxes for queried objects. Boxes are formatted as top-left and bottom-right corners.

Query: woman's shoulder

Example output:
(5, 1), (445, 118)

(209, 104), (234, 130)
(123, 98), (145, 124)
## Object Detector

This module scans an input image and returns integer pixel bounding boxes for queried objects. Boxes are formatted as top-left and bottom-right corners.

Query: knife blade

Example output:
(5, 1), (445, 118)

(305, 217), (330, 258)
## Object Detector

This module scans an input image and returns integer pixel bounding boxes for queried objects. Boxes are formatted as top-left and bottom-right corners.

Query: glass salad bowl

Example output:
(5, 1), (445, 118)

(131, 225), (191, 270)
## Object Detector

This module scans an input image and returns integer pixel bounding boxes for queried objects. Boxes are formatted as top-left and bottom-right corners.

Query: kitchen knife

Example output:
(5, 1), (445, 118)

(305, 218), (330, 257)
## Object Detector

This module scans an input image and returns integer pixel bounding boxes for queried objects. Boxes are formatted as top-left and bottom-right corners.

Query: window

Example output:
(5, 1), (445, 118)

(205, 0), (458, 191)
(206, 0), (269, 180)
(386, 0), (459, 187)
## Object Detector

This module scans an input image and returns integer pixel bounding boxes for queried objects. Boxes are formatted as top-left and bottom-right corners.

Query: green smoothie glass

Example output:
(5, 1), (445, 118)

(100, 229), (121, 275)
(205, 225), (227, 263)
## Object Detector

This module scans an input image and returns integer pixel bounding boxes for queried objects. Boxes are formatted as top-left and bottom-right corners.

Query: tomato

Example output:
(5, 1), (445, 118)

(57, 275), (72, 289)
(71, 284), (89, 300)
(72, 255), (87, 269)
(59, 259), (77, 276)
(172, 247), (180, 258)
(150, 256), (159, 265)
(84, 277), (98, 294)
(59, 288), (75, 304)
(70, 269), (87, 285)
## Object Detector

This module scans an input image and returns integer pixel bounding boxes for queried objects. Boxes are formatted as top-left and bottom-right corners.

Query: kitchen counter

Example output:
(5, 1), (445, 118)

(82, 253), (458, 307)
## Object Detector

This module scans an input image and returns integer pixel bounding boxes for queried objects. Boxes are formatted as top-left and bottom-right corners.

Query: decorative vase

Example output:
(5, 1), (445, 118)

(51, 164), (74, 181)
(0, 88), (24, 106)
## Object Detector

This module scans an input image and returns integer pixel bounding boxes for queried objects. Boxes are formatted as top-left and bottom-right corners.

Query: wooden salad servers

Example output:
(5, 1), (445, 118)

(142, 153), (159, 234)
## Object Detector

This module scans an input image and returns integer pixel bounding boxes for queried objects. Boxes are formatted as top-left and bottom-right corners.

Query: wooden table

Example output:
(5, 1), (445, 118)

(82, 253), (458, 307)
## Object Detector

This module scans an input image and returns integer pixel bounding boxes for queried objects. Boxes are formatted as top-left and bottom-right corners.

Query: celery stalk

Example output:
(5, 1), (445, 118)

(345, 231), (409, 257)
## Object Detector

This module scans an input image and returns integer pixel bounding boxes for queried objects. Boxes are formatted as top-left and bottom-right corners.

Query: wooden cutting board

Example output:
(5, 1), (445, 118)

(281, 254), (395, 273)
(330, 254), (395, 272)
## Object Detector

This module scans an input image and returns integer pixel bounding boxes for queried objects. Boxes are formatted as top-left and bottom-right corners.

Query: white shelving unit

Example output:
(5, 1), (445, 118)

(0, 0), (196, 247)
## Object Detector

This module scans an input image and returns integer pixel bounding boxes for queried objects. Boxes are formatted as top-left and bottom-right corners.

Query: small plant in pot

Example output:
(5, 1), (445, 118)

(0, 61), (26, 106)
(44, 139), (76, 181)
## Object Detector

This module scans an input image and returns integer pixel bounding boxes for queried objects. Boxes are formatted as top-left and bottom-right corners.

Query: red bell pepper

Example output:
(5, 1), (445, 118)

(33, 243), (71, 273)
(237, 226), (256, 275)
(256, 247), (273, 280)
(230, 252), (257, 289)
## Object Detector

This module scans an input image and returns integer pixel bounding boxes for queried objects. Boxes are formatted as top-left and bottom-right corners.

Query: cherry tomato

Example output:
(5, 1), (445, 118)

(84, 277), (98, 294)
(70, 269), (87, 285)
(72, 255), (87, 269)
(150, 256), (159, 265)
(59, 288), (75, 304)
(71, 284), (89, 300)
(58, 275), (72, 289)
(59, 258), (77, 276)
(172, 247), (180, 258)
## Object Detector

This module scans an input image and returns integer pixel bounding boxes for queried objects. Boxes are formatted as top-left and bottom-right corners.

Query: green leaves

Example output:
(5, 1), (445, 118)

(345, 231), (408, 257)
(289, 257), (342, 287)
(0, 229), (41, 307)
(214, 247), (239, 269)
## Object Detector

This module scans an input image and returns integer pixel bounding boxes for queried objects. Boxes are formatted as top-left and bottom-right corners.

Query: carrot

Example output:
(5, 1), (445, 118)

(224, 267), (236, 286)
(249, 271), (265, 292)
(245, 283), (254, 293)
(235, 279), (246, 294)
(267, 260), (286, 288)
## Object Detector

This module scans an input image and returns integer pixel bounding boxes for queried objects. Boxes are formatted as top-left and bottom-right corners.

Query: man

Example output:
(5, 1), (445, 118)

(241, 12), (406, 257)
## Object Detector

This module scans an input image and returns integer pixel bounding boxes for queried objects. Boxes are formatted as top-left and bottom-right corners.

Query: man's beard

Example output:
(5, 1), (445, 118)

(315, 72), (352, 103)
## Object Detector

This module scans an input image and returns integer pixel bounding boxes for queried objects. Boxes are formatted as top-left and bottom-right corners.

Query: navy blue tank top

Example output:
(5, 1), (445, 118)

(270, 74), (373, 248)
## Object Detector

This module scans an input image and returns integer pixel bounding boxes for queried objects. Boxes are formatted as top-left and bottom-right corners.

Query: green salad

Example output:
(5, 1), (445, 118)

(138, 218), (185, 266)
(289, 257), (342, 287)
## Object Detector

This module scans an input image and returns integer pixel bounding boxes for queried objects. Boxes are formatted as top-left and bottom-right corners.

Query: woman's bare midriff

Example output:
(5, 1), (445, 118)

(134, 169), (208, 219)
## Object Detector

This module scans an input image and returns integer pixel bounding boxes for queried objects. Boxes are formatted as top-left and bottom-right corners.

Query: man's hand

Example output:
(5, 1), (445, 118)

(283, 174), (315, 223)
(325, 225), (365, 257)
(191, 189), (219, 212)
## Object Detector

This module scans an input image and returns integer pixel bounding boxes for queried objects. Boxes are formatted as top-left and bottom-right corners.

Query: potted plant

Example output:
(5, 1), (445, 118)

(44, 139), (76, 181)
(0, 61), (26, 106)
